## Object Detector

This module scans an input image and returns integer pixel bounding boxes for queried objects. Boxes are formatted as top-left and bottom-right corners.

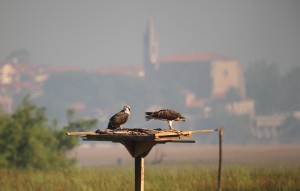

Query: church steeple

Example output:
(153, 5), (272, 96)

(144, 17), (159, 78)
(147, 17), (159, 66)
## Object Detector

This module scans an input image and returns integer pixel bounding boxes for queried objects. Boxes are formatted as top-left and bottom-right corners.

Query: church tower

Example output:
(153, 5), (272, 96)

(143, 17), (163, 106)
(144, 17), (159, 79)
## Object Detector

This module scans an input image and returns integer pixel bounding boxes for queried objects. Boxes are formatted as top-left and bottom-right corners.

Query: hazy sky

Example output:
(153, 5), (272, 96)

(0, 0), (299, 70)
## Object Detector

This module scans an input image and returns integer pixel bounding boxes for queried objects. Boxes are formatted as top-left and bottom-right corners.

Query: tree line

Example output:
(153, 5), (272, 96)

(245, 62), (300, 114)
(0, 96), (97, 169)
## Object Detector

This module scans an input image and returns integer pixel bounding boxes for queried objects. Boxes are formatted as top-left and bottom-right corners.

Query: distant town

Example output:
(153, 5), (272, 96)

(1, 18), (299, 144)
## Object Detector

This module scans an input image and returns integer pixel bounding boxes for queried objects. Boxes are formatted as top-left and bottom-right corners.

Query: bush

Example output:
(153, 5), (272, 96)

(0, 96), (97, 169)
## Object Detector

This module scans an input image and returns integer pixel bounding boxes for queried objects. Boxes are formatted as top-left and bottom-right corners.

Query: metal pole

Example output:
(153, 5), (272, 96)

(218, 128), (223, 191)
(135, 155), (144, 191)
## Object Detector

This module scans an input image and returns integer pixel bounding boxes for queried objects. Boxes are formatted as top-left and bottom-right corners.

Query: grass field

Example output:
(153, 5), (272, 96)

(1, 145), (299, 191)
(0, 163), (299, 191)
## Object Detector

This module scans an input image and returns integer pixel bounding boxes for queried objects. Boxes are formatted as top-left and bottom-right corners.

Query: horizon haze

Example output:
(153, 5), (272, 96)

(0, 1), (299, 71)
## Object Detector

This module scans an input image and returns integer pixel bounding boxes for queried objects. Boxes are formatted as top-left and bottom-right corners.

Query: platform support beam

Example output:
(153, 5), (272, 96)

(135, 155), (145, 191)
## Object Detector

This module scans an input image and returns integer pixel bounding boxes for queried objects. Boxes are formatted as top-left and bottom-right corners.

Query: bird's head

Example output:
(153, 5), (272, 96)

(123, 105), (131, 114)
(180, 116), (186, 122)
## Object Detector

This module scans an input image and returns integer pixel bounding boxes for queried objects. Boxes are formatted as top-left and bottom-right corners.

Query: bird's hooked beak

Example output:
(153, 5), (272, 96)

(181, 116), (186, 122)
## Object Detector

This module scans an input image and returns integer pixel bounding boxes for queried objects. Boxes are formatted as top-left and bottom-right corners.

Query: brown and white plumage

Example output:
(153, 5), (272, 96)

(145, 109), (185, 130)
(107, 105), (131, 130)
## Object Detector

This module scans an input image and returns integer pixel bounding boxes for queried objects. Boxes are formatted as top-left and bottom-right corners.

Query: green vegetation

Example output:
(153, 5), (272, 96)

(0, 96), (97, 169)
(245, 63), (300, 114)
(0, 163), (298, 191)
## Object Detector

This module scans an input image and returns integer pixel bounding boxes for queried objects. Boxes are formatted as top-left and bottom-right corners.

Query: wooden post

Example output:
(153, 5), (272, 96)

(135, 155), (145, 191)
(218, 128), (223, 191)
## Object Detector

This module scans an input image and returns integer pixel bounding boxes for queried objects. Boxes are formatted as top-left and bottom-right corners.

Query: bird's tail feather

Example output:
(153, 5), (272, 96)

(107, 121), (114, 129)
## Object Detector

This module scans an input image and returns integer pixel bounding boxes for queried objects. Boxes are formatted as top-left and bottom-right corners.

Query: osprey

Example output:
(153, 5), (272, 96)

(145, 109), (185, 130)
(107, 105), (131, 130)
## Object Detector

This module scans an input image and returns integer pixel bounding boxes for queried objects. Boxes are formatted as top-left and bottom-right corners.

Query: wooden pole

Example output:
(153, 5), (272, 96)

(135, 155), (145, 191)
(218, 127), (223, 191)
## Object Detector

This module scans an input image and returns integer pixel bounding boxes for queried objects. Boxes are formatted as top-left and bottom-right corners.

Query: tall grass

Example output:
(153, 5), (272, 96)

(0, 163), (299, 191)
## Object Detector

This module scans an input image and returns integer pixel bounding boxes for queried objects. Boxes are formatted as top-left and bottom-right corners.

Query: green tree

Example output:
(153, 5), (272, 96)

(245, 63), (300, 114)
(245, 62), (282, 114)
(277, 115), (300, 144)
(64, 108), (98, 132)
(0, 96), (97, 169)
(280, 65), (300, 111)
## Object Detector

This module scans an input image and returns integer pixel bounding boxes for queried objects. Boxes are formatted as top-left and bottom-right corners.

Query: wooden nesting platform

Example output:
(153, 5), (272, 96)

(67, 128), (220, 191)
(67, 128), (217, 158)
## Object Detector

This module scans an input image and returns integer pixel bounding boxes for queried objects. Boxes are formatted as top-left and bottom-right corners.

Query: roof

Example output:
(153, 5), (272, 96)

(96, 65), (144, 76)
(45, 66), (86, 73)
(159, 52), (234, 63)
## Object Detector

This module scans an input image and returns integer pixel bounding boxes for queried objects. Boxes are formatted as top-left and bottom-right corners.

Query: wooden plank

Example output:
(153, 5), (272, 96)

(189, 129), (218, 134)
(66, 132), (97, 136)
(154, 131), (186, 139)
(82, 134), (154, 142)
(156, 139), (196, 143)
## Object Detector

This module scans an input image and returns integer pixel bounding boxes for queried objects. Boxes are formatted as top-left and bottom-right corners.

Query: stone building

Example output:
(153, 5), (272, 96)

(143, 17), (252, 116)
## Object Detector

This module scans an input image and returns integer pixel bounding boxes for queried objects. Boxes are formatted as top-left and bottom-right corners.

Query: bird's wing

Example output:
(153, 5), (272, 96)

(157, 109), (181, 120)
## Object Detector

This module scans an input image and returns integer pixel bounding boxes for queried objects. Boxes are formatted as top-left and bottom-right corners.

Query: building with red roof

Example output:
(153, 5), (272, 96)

(143, 18), (253, 117)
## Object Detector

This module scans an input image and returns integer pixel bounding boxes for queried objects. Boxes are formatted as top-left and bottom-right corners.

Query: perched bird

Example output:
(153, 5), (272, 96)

(145, 109), (185, 130)
(107, 105), (131, 130)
